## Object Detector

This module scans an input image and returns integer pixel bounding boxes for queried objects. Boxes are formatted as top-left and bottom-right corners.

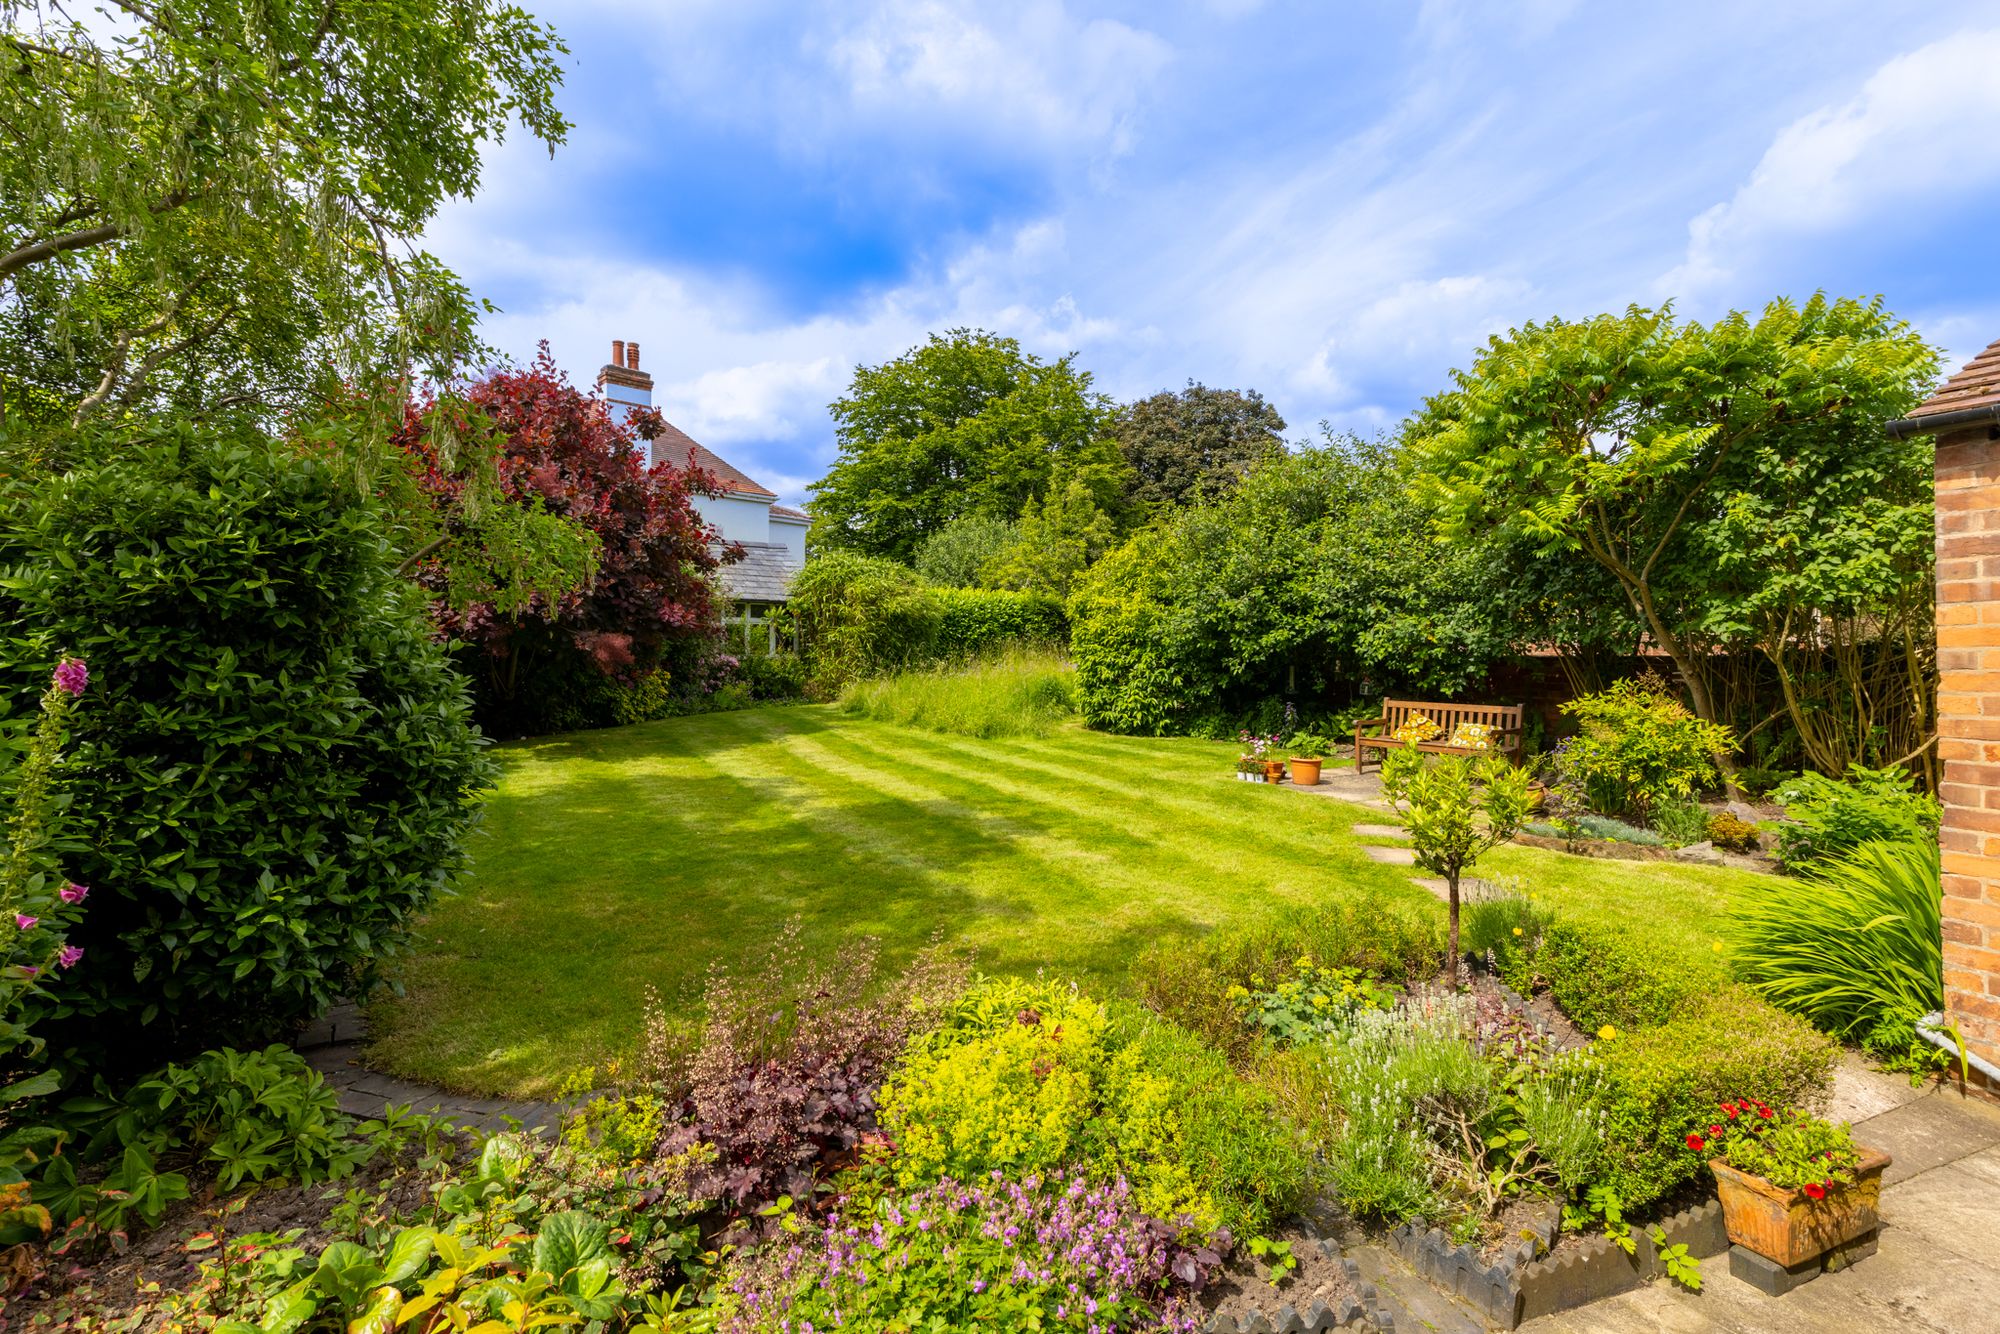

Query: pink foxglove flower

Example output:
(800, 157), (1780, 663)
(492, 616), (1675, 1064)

(19, 966), (37, 978)
(57, 946), (83, 969)
(14, 915), (35, 931)
(59, 883), (88, 904)
(53, 657), (88, 697)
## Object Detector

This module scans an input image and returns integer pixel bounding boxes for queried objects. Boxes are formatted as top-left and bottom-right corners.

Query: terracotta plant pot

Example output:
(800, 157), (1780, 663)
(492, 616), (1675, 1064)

(1709, 1147), (1891, 1267)
(1262, 761), (1286, 783)
(1289, 758), (1324, 786)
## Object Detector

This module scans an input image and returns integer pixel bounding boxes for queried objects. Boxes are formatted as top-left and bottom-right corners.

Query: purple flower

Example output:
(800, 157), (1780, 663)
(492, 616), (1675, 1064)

(59, 883), (89, 905)
(14, 915), (35, 931)
(19, 966), (37, 978)
(53, 658), (88, 697)
(57, 946), (82, 969)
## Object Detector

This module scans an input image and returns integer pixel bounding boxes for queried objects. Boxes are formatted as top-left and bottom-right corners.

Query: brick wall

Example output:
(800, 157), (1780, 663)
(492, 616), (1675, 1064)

(1935, 423), (2000, 1079)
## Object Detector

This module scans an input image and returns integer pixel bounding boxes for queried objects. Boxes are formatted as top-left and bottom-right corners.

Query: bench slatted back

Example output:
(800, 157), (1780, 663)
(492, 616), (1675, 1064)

(1382, 699), (1522, 737)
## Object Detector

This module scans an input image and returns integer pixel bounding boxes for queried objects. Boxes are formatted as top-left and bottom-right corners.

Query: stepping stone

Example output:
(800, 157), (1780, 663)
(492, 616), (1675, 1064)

(1363, 845), (1416, 865)
(1352, 824), (1409, 839)
(1412, 877), (1451, 900)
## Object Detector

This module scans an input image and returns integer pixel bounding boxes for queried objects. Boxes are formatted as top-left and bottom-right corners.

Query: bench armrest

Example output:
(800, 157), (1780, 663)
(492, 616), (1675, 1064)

(1352, 716), (1390, 735)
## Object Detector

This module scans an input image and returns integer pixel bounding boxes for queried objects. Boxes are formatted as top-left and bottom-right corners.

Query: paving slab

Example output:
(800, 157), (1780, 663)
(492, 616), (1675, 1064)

(1350, 823), (1409, 840)
(1825, 1054), (1931, 1124)
(1849, 1087), (2000, 1185)
(1361, 845), (1415, 865)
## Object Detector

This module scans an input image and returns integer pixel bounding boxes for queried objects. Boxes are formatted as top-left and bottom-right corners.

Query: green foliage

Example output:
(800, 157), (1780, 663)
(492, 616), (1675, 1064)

(1287, 730), (1332, 760)
(932, 587), (1068, 656)
(837, 649), (1078, 739)
(912, 515), (1020, 587)
(1706, 811), (1762, 853)
(1108, 381), (1288, 513)
(1068, 438), (1513, 734)
(0, 420), (493, 1067)
(1773, 765), (1940, 870)
(1462, 886), (1556, 961)
(1702, 1107), (1860, 1194)
(1650, 800), (1712, 848)
(1729, 839), (1941, 1059)
(1592, 987), (1838, 1209)
(808, 329), (1124, 563)
(1131, 900), (1444, 1062)
(1226, 957), (1396, 1047)
(1559, 677), (1735, 821)
(1409, 295), (1938, 745)
(789, 552), (943, 693)
(1500, 920), (1708, 1034)
(1523, 813), (1667, 847)
(1, 0), (570, 424)
(878, 978), (1311, 1238)
(983, 475), (1121, 599)
(1384, 750), (1531, 970)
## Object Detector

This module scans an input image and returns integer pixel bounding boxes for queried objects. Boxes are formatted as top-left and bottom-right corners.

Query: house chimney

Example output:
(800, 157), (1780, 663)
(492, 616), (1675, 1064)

(595, 336), (656, 460)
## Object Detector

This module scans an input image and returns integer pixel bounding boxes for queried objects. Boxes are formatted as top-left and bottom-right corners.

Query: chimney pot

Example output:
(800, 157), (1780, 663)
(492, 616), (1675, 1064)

(627, 342), (641, 370)
(611, 339), (625, 367)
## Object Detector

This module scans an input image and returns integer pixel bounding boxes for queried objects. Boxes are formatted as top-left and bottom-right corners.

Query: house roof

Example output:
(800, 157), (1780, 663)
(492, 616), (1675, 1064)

(649, 420), (777, 498)
(770, 503), (809, 524)
(717, 541), (798, 602)
(1911, 335), (2000, 419)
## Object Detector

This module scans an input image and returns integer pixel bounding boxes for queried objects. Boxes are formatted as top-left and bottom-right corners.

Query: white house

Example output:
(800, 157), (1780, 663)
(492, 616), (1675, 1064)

(592, 339), (808, 625)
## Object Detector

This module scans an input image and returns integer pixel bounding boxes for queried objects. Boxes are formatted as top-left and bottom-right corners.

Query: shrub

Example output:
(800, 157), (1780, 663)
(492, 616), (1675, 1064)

(789, 551), (943, 694)
(836, 648), (1077, 738)
(0, 422), (492, 1070)
(1593, 987), (1838, 1209)
(1706, 811), (1762, 853)
(1773, 764), (1940, 870)
(653, 929), (968, 1226)
(1132, 900), (1443, 1061)
(911, 515), (1020, 587)
(1729, 839), (1941, 1060)
(932, 585), (1067, 655)
(720, 1167), (1217, 1332)
(1496, 919), (1709, 1034)
(1560, 676), (1735, 821)
(1461, 883), (1556, 961)
(877, 978), (1311, 1238)
(1523, 813), (1665, 847)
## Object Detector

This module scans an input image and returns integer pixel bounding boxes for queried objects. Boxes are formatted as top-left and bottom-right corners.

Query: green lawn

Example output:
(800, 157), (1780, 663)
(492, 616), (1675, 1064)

(369, 706), (1775, 1096)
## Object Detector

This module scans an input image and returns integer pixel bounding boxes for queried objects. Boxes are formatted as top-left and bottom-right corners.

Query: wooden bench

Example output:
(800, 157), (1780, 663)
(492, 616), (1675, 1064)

(1353, 699), (1525, 774)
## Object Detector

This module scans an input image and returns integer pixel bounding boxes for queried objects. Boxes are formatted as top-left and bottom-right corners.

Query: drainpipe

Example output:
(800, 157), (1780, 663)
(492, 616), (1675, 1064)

(1884, 404), (2000, 438)
(1916, 1011), (2000, 1085)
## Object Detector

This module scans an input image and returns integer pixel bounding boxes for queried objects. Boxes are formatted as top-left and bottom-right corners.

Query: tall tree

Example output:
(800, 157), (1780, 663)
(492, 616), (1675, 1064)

(808, 329), (1123, 563)
(1408, 296), (1937, 764)
(983, 477), (1119, 599)
(0, 0), (569, 426)
(1109, 381), (1287, 512)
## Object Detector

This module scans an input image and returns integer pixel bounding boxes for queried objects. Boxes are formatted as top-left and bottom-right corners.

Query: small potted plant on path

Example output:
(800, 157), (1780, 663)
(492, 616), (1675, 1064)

(1238, 731), (1285, 783)
(1234, 752), (1264, 782)
(1287, 731), (1329, 786)
(1695, 1104), (1890, 1268)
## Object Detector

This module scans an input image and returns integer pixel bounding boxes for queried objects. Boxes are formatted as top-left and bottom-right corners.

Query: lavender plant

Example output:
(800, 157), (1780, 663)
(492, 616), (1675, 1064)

(720, 1168), (1221, 1332)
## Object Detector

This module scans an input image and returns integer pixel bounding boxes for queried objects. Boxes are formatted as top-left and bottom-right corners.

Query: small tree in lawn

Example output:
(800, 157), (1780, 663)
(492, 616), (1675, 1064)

(1383, 745), (1532, 986)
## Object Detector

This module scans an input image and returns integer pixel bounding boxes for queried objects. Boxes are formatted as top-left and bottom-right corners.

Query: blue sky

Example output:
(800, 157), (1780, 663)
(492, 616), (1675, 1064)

(428, 0), (2000, 504)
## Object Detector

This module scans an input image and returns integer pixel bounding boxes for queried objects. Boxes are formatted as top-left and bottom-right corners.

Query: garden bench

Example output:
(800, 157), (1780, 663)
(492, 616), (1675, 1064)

(1352, 699), (1524, 774)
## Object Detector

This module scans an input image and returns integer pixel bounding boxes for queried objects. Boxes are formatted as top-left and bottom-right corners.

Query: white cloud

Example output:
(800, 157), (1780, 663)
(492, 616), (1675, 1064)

(1663, 28), (2000, 296)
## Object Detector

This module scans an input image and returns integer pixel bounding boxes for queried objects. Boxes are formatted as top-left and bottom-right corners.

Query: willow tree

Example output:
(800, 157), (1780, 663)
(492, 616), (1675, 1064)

(1409, 296), (1938, 776)
(0, 0), (569, 426)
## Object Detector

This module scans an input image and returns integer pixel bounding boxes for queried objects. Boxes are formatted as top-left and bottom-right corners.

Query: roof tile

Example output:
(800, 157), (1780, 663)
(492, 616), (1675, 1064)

(647, 420), (777, 497)
(1913, 336), (2000, 418)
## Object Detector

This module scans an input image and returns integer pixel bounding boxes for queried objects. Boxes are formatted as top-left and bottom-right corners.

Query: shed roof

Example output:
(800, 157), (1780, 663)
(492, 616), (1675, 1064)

(1911, 336), (2000, 419)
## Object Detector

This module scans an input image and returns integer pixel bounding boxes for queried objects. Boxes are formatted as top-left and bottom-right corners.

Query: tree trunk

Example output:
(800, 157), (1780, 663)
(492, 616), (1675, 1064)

(1447, 870), (1462, 990)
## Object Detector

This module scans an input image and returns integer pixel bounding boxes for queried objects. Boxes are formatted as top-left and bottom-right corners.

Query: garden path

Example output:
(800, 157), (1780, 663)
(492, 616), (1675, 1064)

(1518, 1058), (2000, 1332)
(296, 1003), (557, 1133)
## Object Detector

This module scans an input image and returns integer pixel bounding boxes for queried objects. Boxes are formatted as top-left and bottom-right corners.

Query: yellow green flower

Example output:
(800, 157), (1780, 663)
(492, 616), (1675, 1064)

(1311, 994), (1329, 1009)
(1512, 927), (1524, 937)
(1598, 1025), (1619, 1041)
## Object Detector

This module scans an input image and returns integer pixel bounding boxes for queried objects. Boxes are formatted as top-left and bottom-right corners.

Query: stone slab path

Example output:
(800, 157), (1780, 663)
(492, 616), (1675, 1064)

(1520, 1062), (2000, 1333)
(297, 1003), (556, 1132)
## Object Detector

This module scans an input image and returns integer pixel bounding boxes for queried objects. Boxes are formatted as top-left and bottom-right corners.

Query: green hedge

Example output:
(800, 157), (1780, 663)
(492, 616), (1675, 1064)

(1492, 919), (1708, 1034)
(0, 422), (492, 1071)
(933, 587), (1065, 656)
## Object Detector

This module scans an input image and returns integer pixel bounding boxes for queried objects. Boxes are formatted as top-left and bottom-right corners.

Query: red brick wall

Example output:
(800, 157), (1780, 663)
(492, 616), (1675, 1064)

(1935, 424), (2000, 1077)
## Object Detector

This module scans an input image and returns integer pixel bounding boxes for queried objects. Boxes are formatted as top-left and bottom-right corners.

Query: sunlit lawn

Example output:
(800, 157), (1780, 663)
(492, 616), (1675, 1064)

(369, 706), (1773, 1096)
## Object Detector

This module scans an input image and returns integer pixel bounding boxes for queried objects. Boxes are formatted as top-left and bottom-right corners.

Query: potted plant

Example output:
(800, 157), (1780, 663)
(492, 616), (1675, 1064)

(1288, 731), (1329, 786)
(1694, 1103), (1890, 1267)
(1237, 731), (1286, 783)
(1234, 754), (1264, 782)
